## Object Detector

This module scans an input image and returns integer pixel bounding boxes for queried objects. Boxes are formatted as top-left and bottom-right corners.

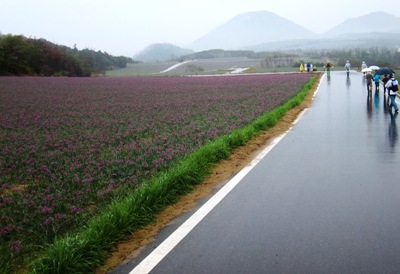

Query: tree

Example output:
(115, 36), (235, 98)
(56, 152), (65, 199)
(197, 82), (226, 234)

(0, 34), (132, 76)
(0, 35), (35, 75)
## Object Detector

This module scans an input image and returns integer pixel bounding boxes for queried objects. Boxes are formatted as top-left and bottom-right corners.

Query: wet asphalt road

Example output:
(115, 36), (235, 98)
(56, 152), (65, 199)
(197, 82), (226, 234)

(112, 71), (400, 274)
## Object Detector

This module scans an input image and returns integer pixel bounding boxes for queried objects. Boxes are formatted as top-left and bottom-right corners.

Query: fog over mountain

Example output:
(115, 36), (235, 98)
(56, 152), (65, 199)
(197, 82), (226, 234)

(187, 10), (400, 51)
(324, 11), (400, 37)
(134, 43), (193, 63)
(188, 11), (318, 51)
(136, 11), (400, 62)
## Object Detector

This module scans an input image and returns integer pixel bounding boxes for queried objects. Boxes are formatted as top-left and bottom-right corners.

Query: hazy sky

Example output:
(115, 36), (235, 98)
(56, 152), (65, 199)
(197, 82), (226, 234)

(1, 0), (399, 57)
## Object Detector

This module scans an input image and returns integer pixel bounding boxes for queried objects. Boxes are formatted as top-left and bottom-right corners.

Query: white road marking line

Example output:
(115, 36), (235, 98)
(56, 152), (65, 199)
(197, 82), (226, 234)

(130, 133), (292, 274)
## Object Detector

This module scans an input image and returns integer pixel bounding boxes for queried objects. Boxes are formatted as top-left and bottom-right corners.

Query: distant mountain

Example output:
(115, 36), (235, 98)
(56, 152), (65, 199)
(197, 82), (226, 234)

(215, 11), (400, 52)
(134, 43), (193, 63)
(323, 12), (400, 37)
(136, 11), (400, 60)
(188, 11), (318, 51)
(243, 32), (400, 52)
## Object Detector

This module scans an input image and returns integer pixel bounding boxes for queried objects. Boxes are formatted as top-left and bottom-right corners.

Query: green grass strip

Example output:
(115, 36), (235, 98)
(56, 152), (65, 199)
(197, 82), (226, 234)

(28, 76), (315, 274)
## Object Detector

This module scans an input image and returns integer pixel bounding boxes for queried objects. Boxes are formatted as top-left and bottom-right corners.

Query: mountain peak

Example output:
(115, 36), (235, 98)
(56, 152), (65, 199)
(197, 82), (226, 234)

(234, 10), (282, 19)
(188, 11), (317, 51)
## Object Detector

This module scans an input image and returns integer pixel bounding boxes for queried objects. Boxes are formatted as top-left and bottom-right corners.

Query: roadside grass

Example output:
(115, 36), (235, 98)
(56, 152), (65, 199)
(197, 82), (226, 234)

(26, 77), (316, 274)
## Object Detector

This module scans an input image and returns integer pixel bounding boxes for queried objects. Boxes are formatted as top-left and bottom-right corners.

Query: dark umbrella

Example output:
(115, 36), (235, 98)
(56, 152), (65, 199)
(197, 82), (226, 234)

(375, 67), (395, 75)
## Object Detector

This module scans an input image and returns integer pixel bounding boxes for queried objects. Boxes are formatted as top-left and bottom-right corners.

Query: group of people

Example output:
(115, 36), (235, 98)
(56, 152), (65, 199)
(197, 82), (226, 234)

(365, 68), (399, 113)
(299, 63), (317, 73)
(323, 60), (350, 75)
(299, 60), (351, 76)
(364, 70), (379, 93)
(323, 59), (398, 113)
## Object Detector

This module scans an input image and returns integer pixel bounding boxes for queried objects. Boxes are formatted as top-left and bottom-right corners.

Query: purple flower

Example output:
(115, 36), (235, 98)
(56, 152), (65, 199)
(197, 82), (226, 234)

(40, 165), (51, 174)
(82, 178), (92, 183)
(10, 241), (21, 253)
(43, 217), (54, 225)
(1, 225), (12, 236)
(70, 206), (81, 214)
(39, 206), (53, 214)
(2, 197), (13, 204)
(54, 213), (65, 220)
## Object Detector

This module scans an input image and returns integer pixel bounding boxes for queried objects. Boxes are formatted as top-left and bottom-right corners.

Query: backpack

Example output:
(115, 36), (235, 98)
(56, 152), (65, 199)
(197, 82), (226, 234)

(392, 80), (399, 92)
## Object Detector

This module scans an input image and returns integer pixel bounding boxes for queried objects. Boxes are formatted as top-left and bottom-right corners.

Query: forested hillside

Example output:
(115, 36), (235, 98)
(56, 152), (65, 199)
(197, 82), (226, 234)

(0, 34), (134, 76)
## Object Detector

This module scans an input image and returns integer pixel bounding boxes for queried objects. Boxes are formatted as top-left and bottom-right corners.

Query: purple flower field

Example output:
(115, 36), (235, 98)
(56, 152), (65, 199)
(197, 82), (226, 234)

(0, 74), (310, 256)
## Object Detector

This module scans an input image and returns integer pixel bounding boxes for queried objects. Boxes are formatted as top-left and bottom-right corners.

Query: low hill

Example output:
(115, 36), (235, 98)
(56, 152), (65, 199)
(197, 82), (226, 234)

(134, 43), (193, 63)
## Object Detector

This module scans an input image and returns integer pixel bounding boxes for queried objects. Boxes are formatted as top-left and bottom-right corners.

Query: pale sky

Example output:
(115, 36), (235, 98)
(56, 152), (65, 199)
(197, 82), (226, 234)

(1, 0), (399, 57)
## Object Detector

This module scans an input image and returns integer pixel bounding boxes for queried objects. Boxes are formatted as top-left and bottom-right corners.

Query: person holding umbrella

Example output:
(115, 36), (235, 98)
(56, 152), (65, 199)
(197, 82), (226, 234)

(369, 65), (380, 71)
(366, 71), (374, 96)
(376, 68), (396, 94)
(383, 74), (390, 94)
(385, 74), (399, 113)
(362, 67), (372, 75)
(361, 61), (367, 74)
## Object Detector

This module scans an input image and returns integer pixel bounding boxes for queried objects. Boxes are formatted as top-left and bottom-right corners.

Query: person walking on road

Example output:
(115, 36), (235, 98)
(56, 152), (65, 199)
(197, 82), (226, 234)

(361, 61), (367, 74)
(299, 63), (304, 73)
(344, 60), (351, 77)
(385, 74), (399, 113)
(366, 71), (373, 95)
(325, 62), (332, 77)
(373, 73), (381, 92)
(383, 74), (390, 94)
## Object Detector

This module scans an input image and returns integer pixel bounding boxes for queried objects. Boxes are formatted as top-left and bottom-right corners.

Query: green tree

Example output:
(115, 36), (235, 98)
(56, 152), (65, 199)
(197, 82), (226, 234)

(0, 35), (35, 75)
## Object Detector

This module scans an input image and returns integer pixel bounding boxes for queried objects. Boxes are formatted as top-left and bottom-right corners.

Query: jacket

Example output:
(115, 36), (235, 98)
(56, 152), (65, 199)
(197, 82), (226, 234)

(385, 78), (399, 96)
(366, 73), (373, 84)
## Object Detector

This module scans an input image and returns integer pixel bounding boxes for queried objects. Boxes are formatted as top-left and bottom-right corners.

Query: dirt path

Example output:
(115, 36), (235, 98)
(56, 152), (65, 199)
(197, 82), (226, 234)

(96, 73), (321, 273)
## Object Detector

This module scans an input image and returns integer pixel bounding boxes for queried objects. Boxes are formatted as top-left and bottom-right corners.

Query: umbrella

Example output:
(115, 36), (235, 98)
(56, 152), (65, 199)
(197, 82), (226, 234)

(362, 68), (372, 73)
(375, 67), (395, 75)
(369, 65), (380, 70)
